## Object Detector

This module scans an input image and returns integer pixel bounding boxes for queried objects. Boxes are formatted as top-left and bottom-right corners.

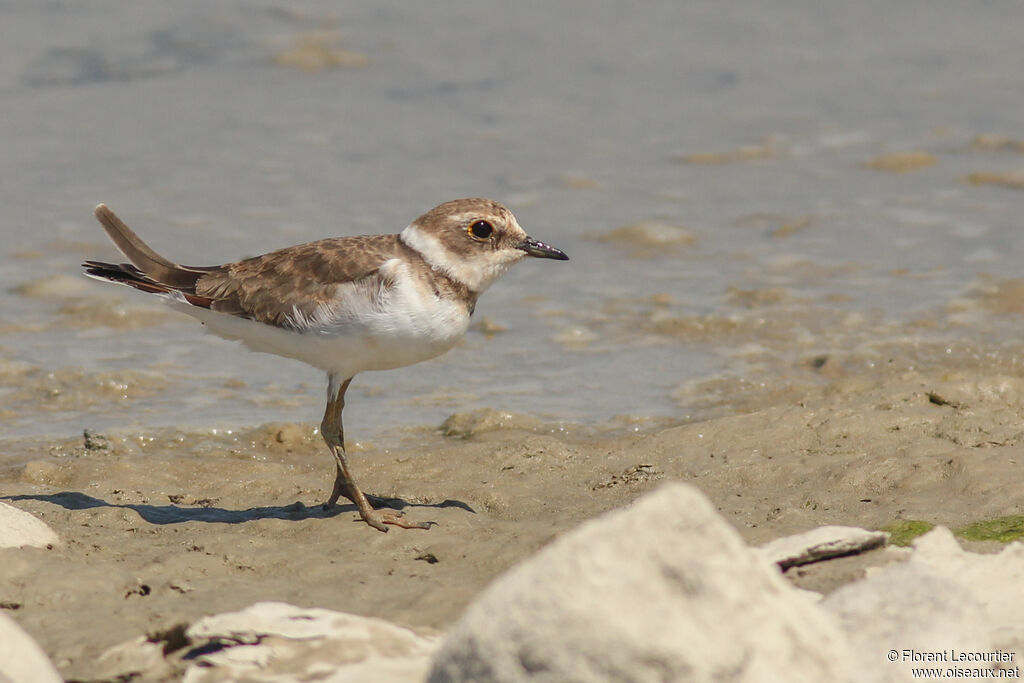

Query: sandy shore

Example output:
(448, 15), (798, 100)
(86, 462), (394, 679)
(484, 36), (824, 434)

(6, 3), (1024, 678)
(2, 358), (1023, 680)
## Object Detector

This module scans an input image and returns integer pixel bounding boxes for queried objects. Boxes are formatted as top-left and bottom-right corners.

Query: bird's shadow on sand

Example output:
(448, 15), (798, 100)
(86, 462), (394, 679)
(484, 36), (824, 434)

(2, 491), (474, 525)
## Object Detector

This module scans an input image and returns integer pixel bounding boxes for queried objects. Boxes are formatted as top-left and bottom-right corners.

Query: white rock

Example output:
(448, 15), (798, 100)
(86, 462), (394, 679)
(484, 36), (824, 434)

(824, 527), (1024, 683)
(0, 501), (59, 549)
(758, 525), (888, 569)
(429, 482), (854, 682)
(182, 602), (438, 683)
(94, 635), (174, 681)
(0, 613), (62, 683)
(908, 527), (1024, 648)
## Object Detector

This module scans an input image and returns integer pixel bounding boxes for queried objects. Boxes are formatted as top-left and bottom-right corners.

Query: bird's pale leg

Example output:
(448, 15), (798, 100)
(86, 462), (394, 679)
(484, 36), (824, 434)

(319, 374), (431, 532)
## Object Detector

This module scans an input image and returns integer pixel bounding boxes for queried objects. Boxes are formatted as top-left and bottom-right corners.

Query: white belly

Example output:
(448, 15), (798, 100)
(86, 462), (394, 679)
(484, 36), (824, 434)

(170, 262), (472, 378)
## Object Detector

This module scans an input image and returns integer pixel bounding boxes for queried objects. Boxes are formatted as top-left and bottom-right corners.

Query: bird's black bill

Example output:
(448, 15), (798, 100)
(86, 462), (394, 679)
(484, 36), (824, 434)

(518, 236), (569, 260)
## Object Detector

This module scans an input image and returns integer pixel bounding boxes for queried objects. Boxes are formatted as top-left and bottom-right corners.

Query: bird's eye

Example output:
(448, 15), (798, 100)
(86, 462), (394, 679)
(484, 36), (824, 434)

(468, 220), (493, 240)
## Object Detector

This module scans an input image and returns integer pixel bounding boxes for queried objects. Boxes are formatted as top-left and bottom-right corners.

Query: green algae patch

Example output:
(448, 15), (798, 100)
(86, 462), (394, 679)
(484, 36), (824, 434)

(955, 516), (1024, 543)
(881, 520), (935, 546)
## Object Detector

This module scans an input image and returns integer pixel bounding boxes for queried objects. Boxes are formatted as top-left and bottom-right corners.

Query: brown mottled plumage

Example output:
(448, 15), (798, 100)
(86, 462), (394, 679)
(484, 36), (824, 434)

(85, 217), (475, 330)
(196, 235), (479, 327)
(83, 198), (568, 532)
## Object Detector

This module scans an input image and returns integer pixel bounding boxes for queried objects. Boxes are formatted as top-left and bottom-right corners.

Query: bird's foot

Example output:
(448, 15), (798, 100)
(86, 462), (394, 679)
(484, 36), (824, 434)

(360, 507), (435, 533)
(322, 493), (434, 531)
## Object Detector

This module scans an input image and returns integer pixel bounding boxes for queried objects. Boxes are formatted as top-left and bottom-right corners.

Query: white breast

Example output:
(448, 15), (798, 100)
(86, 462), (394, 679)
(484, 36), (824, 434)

(168, 259), (471, 379)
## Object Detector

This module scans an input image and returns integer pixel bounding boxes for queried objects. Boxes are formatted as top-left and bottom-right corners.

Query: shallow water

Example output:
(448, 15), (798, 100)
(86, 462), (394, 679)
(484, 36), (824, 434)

(3, 1), (1024, 442)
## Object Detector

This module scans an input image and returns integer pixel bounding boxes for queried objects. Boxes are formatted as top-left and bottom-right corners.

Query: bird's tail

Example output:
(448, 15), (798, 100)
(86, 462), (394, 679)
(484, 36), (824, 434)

(83, 204), (217, 305)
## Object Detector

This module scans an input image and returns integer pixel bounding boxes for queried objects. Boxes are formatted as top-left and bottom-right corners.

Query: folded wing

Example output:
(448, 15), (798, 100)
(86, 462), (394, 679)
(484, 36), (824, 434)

(83, 204), (402, 329)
